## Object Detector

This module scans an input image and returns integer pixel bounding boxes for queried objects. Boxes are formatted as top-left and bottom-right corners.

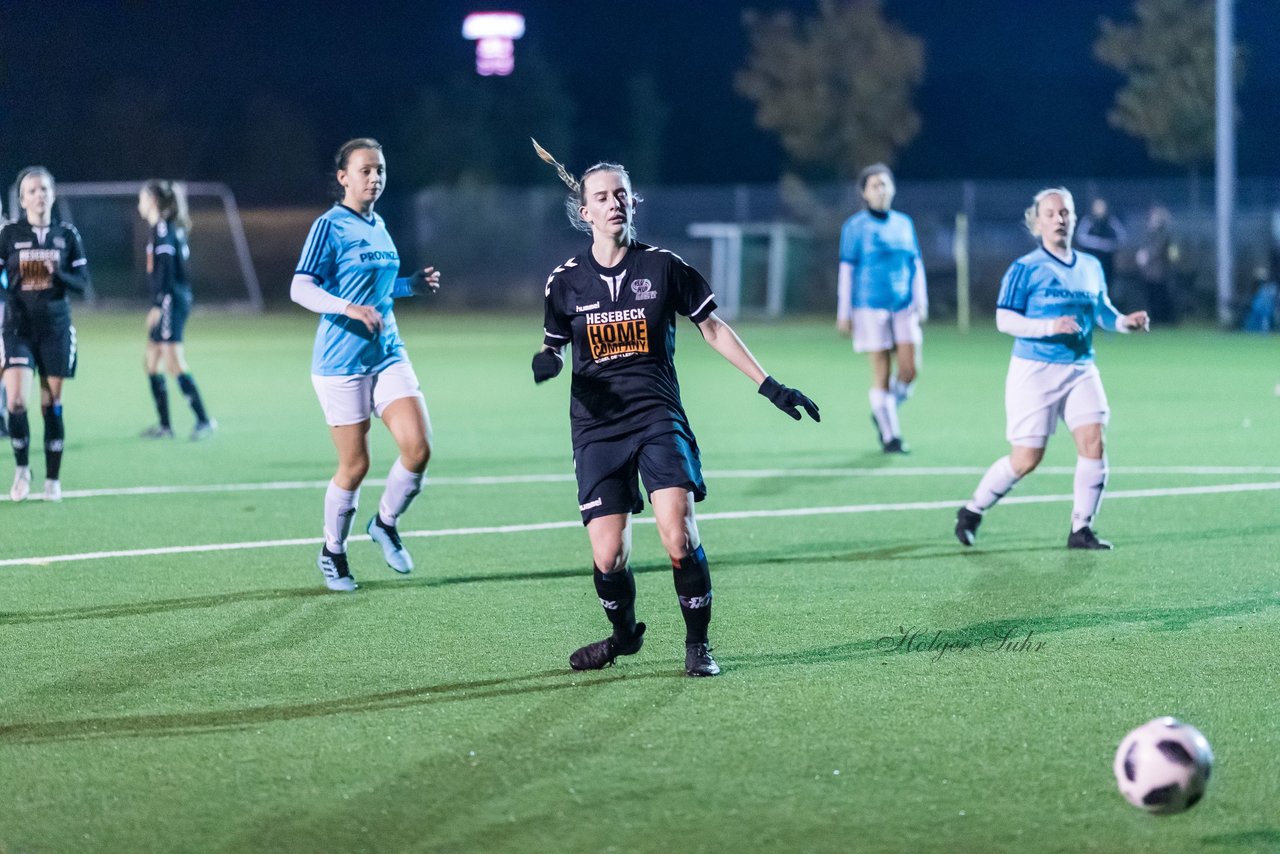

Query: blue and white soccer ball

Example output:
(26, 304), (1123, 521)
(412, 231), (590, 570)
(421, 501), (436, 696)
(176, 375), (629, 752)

(1113, 717), (1213, 815)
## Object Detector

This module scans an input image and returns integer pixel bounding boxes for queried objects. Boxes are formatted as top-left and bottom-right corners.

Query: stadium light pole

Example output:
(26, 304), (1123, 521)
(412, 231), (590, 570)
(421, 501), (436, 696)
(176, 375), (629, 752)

(1215, 0), (1235, 327)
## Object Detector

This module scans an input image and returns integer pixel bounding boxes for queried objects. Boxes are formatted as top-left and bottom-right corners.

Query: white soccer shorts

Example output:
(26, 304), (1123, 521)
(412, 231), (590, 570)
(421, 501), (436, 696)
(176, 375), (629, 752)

(851, 306), (923, 353)
(311, 360), (425, 427)
(1004, 356), (1110, 448)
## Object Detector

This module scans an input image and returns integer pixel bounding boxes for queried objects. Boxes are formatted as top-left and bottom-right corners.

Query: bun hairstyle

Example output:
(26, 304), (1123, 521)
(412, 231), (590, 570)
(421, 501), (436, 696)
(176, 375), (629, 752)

(143, 179), (191, 230)
(1024, 186), (1076, 237)
(532, 138), (639, 239)
(332, 137), (383, 200)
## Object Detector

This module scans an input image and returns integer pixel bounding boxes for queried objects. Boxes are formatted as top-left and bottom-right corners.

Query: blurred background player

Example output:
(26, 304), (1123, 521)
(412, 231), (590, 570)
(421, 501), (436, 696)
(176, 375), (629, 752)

(836, 163), (927, 454)
(531, 140), (820, 678)
(1, 167), (89, 502)
(0, 201), (8, 439)
(137, 179), (216, 440)
(955, 187), (1149, 550)
(1074, 196), (1127, 285)
(290, 138), (440, 591)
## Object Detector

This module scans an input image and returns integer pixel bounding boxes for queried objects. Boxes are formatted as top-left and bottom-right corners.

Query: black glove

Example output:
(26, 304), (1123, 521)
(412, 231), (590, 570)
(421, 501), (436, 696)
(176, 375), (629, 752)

(758, 376), (820, 422)
(532, 349), (564, 383)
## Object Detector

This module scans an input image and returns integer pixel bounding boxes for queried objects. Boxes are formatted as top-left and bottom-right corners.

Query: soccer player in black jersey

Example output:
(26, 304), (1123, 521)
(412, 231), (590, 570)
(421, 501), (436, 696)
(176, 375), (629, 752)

(531, 141), (820, 677)
(137, 180), (215, 440)
(1, 167), (89, 502)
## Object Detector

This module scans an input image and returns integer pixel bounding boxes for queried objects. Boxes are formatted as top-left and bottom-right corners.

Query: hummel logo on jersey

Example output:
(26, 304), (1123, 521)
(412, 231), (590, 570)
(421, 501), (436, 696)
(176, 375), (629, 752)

(576, 302), (601, 312)
(630, 279), (656, 300)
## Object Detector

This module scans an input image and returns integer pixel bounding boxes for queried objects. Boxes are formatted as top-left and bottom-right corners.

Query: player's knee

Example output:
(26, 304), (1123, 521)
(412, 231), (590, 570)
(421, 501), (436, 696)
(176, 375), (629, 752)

(338, 456), (370, 484)
(1010, 449), (1043, 477)
(593, 544), (629, 574)
(658, 524), (697, 562)
(402, 440), (430, 473)
(898, 365), (917, 384)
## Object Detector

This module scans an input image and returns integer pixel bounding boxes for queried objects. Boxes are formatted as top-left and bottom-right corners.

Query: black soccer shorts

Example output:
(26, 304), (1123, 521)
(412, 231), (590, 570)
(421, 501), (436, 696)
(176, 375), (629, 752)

(573, 426), (707, 524)
(149, 289), (192, 343)
(2, 319), (78, 378)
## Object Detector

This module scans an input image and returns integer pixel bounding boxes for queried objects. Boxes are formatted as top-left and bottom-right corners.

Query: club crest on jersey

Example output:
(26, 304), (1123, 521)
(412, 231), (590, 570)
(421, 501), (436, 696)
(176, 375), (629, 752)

(630, 279), (657, 300)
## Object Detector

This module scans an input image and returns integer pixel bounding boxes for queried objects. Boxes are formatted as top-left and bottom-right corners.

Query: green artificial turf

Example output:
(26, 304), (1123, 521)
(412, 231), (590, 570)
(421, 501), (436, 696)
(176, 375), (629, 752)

(1, 312), (1277, 853)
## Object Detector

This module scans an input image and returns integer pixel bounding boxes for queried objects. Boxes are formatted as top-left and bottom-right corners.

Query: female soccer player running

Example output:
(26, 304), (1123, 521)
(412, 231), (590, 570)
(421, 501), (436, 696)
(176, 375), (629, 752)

(836, 164), (927, 454)
(955, 188), (1149, 550)
(137, 180), (215, 440)
(1, 167), (90, 502)
(531, 141), (820, 677)
(291, 138), (440, 591)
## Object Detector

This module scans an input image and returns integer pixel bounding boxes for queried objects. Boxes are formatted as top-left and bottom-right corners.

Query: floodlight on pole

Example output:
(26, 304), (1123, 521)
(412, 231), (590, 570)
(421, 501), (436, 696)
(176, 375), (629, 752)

(462, 12), (526, 76)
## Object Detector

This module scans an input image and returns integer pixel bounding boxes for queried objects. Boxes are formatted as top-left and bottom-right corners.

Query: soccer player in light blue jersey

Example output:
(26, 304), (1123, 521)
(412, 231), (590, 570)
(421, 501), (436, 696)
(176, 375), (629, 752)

(836, 164), (926, 453)
(290, 138), (441, 591)
(956, 188), (1149, 550)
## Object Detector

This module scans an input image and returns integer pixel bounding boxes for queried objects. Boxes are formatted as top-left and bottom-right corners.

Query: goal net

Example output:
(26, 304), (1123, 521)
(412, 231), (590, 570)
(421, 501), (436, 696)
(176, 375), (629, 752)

(6, 181), (263, 311)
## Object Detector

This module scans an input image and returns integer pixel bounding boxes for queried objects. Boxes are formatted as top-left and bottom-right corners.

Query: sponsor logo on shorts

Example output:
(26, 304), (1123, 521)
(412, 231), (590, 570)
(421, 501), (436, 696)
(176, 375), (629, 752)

(585, 308), (649, 362)
(630, 278), (657, 300)
(9, 356), (30, 365)
(579, 497), (603, 511)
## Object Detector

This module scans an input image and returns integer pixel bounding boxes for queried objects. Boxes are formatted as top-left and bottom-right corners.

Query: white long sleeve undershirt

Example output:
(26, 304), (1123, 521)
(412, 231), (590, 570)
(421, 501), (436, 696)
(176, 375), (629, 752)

(996, 308), (1131, 338)
(290, 273), (350, 315)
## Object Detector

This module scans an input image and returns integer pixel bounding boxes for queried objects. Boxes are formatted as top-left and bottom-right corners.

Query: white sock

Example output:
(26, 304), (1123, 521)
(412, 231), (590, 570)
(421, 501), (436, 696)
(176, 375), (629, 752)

(1071, 456), (1108, 532)
(890, 377), (915, 406)
(868, 388), (900, 442)
(967, 456), (1021, 513)
(378, 458), (425, 527)
(323, 480), (359, 553)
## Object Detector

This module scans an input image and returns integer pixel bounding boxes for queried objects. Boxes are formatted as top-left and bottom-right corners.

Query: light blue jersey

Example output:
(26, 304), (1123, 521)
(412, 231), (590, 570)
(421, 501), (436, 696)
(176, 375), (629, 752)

(296, 204), (408, 376)
(997, 247), (1123, 364)
(839, 209), (921, 311)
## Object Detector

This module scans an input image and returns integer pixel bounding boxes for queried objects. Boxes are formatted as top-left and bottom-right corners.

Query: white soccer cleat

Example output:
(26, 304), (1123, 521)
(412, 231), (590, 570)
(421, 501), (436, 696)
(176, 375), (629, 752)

(44, 479), (62, 502)
(10, 467), (31, 502)
(367, 514), (414, 573)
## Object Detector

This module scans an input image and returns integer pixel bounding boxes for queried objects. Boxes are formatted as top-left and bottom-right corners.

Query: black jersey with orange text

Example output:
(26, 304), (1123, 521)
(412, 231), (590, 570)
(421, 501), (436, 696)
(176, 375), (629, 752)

(0, 219), (89, 324)
(542, 241), (717, 447)
(147, 219), (191, 306)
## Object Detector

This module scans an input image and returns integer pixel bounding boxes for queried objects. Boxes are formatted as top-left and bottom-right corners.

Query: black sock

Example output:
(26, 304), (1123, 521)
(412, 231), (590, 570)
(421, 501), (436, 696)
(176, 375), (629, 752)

(43, 404), (64, 480)
(148, 374), (171, 428)
(9, 409), (29, 466)
(673, 546), (713, 645)
(177, 373), (209, 423)
(593, 567), (637, 640)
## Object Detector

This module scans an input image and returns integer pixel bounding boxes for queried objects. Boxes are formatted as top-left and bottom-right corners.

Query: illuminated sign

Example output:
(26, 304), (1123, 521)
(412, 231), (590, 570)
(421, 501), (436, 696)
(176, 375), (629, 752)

(462, 12), (526, 76)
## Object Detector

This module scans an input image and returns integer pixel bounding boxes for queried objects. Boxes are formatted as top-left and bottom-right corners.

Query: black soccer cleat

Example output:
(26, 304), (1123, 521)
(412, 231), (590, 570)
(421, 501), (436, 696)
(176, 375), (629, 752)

(1067, 526), (1113, 550)
(684, 642), (721, 677)
(883, 437), (910, 455)
(955, 507), (982, 546)
(569, 622), (647, 671)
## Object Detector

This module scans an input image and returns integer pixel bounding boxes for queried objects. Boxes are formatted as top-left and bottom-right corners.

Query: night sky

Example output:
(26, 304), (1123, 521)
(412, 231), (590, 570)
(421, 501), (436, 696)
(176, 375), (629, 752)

(1, 0), (1276, 203)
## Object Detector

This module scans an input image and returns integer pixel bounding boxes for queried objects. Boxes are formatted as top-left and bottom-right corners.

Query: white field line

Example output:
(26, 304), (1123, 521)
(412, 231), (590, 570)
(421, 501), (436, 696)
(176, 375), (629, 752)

(5, 465), (1280, 503)
(4, 480), (1279, 568)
